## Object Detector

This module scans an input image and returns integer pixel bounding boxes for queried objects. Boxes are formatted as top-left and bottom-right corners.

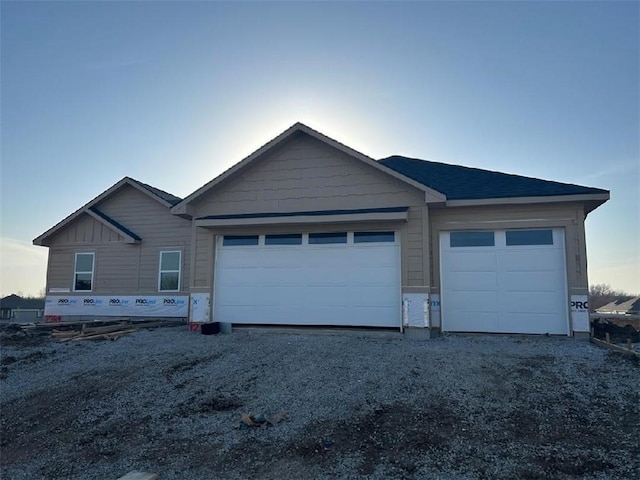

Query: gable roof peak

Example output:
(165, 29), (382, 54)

(171, 124), (445, 214)
(33, 176), (180, 246)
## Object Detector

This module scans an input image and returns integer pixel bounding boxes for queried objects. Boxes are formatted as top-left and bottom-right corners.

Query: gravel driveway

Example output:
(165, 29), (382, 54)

(1, 326), (638, 480)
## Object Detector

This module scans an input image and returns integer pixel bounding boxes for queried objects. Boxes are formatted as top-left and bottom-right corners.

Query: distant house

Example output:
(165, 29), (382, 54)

(596, 297), (640, 315)
(0, 295), (45, 322)
(33, 123), (610, 336)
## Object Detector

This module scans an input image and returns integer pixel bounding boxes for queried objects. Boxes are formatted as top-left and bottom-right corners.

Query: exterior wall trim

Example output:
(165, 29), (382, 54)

(194, 210), (409, 228)
(445, 193), (609, 209)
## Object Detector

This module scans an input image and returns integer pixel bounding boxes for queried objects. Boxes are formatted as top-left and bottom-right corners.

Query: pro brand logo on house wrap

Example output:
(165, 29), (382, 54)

(108, 298), (130, 306)
(57, 298), (77, 305)
(135, 298), (157, 306)
(83, 298), (103, 306)
(163, 298), (186, 306)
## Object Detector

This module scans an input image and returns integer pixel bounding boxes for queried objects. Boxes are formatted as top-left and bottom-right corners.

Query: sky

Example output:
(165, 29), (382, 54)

(1, 0), (638, 297)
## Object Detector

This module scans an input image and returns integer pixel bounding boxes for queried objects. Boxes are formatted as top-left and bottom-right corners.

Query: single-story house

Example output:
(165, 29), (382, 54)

(596, 297), (640, 315)
(34, 123), (609, 336)
(0, 294), (45, 322)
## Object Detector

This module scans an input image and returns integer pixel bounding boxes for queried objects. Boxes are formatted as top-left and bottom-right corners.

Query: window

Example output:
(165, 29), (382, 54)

(74, 253), (94, 291)
(450, 231), (495, 247)
(506, 229), (553, 246)
(309, 232), (347, 244)
(223, 235), (259, 246)
(265, 234), (303, 245)
(159, 251), (181, 292)
(354, 231), (395, 243)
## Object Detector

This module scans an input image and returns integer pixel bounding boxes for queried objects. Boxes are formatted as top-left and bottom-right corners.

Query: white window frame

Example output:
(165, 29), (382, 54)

(158, 250), (182, 292)
(73, 252), (95, 292)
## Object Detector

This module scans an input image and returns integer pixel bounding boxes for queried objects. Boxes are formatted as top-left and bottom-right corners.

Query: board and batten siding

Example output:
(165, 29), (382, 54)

(190, 133), (430, 290)
(48, 213), (123, 244)
(429, 202), (590, 327)
(46, 184), (191, 294)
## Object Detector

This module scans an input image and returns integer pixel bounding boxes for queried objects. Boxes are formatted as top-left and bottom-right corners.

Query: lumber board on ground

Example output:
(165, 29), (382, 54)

(69, 329), (138, 341)
(51, 331), (81, 338)
(116, 472), (158, 480)
(590, 337), (640, 358)
(25, 318), (133, 330)
(81, 323), (130, 335)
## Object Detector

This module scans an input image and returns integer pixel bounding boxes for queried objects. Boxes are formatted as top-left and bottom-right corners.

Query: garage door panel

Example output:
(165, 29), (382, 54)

(350, 306), (402, 326)
(215, 272), (259, 286)
(500, 291), (564, 313)
(220, 250), (266, 267)
(499, 250), (562, 271)
(446, 312), (498, 332)
(501, 271), (564, 291)
(348, 265), (399, 284)
(441, 229), (568, 334)
(444, 251), (497, 272)
(351, 286), (399, 306)
(215, 236), (400, 327)
(445, 291), (499, 311)
(299, 286), (350, 306)
(444, 271), (498, 291)
(498, 313), (567, 335)
(217, 287), (281, 306)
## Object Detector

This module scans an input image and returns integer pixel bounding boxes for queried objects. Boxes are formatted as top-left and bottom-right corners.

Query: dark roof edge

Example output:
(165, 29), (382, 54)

(197, 206), (410, 221)
(88, 207), (142, 241)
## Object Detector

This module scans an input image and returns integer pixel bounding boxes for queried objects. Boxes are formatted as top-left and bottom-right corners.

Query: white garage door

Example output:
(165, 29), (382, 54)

(440, 228), (568, 335)
(214, 231), (401, 327)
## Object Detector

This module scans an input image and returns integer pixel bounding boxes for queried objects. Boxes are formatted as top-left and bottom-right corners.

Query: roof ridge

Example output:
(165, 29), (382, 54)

(126, 177), (182, 206)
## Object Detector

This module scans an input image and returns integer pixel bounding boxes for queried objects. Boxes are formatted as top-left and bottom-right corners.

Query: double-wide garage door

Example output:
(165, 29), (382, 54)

(440, 228), (568, 335)
(214, 231), (401, 327)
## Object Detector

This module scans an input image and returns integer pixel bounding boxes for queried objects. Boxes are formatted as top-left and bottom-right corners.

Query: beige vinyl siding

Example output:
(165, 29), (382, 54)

(193, 134), (424, 215)
(429, 202), (589, 326)
(45, 185), (191, 295)
(193, 226), (214, 288)
(191, 133), (428, 289)
(46, 248), (75, 291)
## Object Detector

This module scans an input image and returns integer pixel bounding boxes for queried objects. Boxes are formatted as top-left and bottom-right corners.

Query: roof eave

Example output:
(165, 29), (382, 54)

(444, 192), (610, 210)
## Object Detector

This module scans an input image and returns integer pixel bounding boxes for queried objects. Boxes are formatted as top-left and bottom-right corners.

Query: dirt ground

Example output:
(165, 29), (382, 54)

(1, 324), (638, 480)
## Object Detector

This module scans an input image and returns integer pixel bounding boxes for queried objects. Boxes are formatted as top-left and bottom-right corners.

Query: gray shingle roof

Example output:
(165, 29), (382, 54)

(0, 294), (44, 310)
(379, 156), (609, 200)
(129, 178), (182, 206)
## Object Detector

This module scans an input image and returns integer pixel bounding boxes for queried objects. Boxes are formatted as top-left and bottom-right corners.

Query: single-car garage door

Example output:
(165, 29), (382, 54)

(440, 228), (568, 334)
(214, 231), (401, 327)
